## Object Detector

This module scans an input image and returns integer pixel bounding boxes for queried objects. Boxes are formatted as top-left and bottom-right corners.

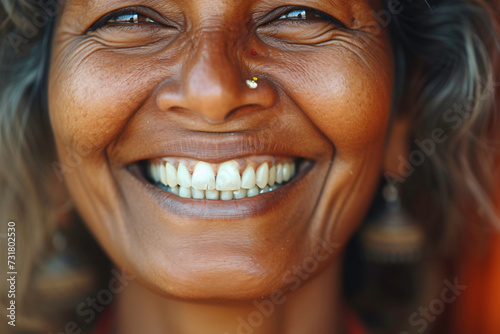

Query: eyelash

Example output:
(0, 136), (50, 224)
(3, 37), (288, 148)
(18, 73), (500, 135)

(274, 7), (344, 26)
(87, 7), (160, 32)
(87, 6), (344, 32)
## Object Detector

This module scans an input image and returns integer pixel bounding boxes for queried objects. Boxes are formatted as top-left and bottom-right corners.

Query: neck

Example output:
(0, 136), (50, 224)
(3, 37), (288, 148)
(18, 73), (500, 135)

(117, 260), (342, 334)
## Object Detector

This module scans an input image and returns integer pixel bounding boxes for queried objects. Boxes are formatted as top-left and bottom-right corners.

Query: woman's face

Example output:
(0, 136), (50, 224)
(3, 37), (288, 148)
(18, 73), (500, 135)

(49, 0), (393, 299)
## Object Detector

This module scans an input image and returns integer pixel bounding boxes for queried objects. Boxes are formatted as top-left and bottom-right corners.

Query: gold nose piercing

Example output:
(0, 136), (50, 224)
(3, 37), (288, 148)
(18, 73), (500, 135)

(246, 77), (258, 89)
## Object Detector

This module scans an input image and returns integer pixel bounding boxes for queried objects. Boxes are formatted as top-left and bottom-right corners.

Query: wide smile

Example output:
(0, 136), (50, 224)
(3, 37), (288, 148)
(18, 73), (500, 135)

(113, 122), (332, 219)
(122, 154), (316, 219)
(141, 156), (306, 200)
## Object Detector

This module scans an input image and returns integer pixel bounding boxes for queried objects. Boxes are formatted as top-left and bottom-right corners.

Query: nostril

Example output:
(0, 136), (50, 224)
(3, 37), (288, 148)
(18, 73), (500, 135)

(156, 86), (183, 113)
(156, 75), (276, 122)
(155, 39), (276, 123)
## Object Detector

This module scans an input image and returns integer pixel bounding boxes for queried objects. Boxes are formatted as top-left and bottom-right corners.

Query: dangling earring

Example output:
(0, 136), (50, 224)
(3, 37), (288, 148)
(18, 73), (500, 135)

(360, 183), (424, 264)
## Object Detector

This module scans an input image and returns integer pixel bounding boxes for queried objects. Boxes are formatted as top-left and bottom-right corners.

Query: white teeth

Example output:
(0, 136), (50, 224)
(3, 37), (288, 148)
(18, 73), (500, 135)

(241, 165), (256, 189)
(192, 188), (205, 199)
(233, 189), (247, 199)
(150, 159), (299, 199)
(192, 162), (216, 190)
(255, 162), (269, 189)
(216, 161), (241, 191)
(247, 186), (260, 197)
(177, 163), (192, 188)
(179, 186), (191, 198)
(283, 163), (291, 182)
(157, 163), (164, 183)
(206, 190), (220, 200)
(150, 163), (160, 183)
(221, 191), (234, 201)
(159, 162), (167, 185)
(276, 164), (283, 184)
(268, 165), (276, 186)
(170, 186), (180, 196)
(166, 162), (178, 188)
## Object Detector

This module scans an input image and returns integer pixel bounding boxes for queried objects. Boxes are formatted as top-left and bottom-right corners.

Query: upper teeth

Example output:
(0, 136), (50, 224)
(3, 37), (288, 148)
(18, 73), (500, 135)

(216, 161), (241, 191)
(148, 158), (297, 200)
(192, 162), (216, 190)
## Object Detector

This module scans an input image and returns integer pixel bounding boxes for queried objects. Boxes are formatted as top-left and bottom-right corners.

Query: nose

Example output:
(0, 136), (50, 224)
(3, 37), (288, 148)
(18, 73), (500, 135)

(156, 33), (274, 124)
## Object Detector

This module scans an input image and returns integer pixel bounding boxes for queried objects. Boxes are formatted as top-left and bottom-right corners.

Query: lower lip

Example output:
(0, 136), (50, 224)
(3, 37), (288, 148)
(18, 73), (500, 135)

(124, 161), (315, 220)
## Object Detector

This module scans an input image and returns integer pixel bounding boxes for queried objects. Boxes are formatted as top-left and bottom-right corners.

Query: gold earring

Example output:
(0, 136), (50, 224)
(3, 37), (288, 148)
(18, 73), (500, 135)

(360, 183), (424, 263)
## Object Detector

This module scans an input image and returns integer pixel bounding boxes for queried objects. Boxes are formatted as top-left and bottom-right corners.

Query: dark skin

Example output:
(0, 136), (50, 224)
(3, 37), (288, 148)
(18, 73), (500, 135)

(48, 0), (397, 332)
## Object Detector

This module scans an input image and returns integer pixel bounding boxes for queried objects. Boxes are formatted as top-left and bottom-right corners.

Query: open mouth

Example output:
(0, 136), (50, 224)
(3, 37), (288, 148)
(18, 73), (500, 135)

(139, 156), (306, 200)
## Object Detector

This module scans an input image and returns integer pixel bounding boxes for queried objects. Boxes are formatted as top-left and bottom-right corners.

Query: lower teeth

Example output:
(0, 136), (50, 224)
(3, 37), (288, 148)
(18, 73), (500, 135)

(156, 183), (286, 200)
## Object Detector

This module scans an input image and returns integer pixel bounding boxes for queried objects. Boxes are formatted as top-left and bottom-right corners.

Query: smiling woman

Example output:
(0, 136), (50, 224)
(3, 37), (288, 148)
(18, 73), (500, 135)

(0, 0), (499, 333)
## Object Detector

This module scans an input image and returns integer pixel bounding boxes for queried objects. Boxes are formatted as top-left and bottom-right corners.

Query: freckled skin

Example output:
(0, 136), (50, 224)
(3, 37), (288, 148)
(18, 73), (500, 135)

(49, 0), (394, 332)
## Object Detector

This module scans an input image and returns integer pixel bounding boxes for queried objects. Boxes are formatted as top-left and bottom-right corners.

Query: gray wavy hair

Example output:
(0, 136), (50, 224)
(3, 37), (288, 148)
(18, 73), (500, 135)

(0, 0), (499, 332)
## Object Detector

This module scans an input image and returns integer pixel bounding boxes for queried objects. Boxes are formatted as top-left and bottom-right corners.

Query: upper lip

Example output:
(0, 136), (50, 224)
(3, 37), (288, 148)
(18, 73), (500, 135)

(109, 130), (323, 168)
(106, 105), (332, 168)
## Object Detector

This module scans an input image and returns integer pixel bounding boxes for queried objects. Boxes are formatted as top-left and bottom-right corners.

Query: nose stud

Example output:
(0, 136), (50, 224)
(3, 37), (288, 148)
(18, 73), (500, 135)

(246, 77), (258, 89)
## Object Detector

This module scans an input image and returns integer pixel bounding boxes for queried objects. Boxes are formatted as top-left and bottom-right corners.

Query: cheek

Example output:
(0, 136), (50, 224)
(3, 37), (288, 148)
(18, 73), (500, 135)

(272, 45), (393, 159)
(46, 44), (173, 264)
(270, 41), (394, 255)
(313, 72), (391, 155)
(48, 44), (165, 154)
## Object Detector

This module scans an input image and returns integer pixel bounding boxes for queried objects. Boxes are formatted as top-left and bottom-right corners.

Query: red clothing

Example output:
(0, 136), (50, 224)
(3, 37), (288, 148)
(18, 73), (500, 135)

(94, 309), (114, 334)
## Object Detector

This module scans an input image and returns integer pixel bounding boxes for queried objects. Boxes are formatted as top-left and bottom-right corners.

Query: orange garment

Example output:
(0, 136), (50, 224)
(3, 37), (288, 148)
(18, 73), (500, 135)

(453, 170), (500, 332)
(454, 230), (500, 333)
(456, 35), (500, 330)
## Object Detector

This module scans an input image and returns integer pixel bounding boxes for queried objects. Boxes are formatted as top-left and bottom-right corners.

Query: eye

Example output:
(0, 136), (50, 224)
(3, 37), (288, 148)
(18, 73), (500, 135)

(257, 6), (345, 45)
(87, 7), (164, 32)
(279, 9), (317, 20)
(108, 13), (156, 25)
(275, 7), (344, 26)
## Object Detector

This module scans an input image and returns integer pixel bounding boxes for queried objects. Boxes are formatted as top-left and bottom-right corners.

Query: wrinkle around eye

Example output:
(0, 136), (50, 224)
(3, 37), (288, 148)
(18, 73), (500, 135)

(257, 21), (344, 45)
(329, 33), (394, 84)
(86, 25), (178, 48)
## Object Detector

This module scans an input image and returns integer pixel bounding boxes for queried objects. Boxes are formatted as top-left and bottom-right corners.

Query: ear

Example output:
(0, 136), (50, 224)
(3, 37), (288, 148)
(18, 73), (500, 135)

(383, 114), (411, 177)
